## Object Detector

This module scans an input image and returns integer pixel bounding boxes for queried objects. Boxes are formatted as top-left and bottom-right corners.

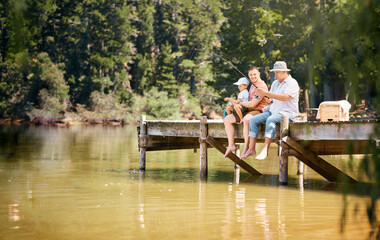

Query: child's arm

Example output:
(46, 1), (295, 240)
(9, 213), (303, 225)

(224, 97), (242, 105)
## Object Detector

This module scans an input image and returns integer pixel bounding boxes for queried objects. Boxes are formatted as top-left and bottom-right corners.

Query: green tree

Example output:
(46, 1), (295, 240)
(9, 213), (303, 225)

(0, 1), (8, 63)
(319, 0), (380, 238)
(157, 41), (177, 98)
(0, 0), (34, 118)
(133, 0), (156, 93)
(27, 52), (69, 120)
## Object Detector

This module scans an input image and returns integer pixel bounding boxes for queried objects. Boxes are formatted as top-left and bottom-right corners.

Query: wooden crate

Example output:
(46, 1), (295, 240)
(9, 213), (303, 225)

(319, 103), (349, 121)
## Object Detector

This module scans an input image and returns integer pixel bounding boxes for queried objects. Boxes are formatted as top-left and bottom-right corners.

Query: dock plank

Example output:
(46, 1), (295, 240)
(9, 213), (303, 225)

(144, 120), (378, 141)
(289, 121), (377, 140)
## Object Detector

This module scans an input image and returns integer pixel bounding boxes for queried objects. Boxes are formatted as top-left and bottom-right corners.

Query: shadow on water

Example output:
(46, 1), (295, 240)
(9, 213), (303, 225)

(0, 124), (44, 162)
(98, 167), (376, 197)
(98, 167), (339, 191)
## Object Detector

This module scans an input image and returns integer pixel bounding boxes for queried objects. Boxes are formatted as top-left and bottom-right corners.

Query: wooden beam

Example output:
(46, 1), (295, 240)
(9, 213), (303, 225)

(282, 136), (356, 183)
(144, 120), (378, 141)
(140, 135), (246, 151)
(206, 136), (261, 175)
(289, 121), (377, 140)
(139, 135), (202, 151)
(280, 140), (373, 156)
(147, 121), (200, 137)
(207, 122), (278, 139)
(141, 136), (374, 154)
(145, 120), (277, 140)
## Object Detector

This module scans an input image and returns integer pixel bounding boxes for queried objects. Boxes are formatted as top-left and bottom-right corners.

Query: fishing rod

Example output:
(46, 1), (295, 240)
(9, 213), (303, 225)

(181, 48), (269, 99)
(186, 48), (257, 88)
(209, 51), (259, 89)
(188, 93), (224, 100)
(208, 50), (270, 99)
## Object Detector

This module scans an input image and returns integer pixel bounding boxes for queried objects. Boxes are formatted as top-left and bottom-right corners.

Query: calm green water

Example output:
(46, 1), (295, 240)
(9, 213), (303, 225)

(0, 124), (373, 239)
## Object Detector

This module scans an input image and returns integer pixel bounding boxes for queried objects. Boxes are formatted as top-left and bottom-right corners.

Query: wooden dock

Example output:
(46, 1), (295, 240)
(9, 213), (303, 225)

(137, 115), (379, 184)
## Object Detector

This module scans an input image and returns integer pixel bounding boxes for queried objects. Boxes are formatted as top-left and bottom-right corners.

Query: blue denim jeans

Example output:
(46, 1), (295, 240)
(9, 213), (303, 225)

(248, 112), (285, 139)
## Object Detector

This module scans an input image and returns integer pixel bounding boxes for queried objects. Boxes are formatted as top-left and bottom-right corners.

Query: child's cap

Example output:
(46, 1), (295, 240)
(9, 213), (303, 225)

(233, 77), (250, 86)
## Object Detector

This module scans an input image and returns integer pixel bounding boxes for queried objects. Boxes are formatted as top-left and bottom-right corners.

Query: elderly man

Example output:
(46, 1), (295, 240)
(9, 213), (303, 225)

(241, 61), (299, 160)
(223, 66), (269, 158)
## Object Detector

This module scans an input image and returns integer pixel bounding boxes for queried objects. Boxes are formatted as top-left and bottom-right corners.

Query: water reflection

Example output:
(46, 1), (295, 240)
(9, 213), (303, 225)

(298, 175), (305, 221)
(0, 124), (374, 239)
(139, 170), (145, 229)
(233, 166), (240, 184)
(255, 198), (270, 239)
(8, 203), (20, 222)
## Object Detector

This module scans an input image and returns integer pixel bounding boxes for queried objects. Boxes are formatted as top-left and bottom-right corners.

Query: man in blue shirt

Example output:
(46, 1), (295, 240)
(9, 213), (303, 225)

(241, 61), (299, 160)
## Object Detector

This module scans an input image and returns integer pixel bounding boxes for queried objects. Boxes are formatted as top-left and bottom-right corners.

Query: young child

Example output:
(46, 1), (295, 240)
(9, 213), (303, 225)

(224, 77), (249, 122)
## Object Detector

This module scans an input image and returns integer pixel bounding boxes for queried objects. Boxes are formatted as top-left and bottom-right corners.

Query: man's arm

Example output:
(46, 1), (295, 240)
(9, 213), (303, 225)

(240, 97), (262, 108)
(256, 89), (292, 101)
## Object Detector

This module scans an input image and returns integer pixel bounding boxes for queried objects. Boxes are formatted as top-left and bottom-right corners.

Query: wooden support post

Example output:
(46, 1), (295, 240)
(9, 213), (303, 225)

(199, 116), (208, 178)
(297, 160), (304, 175)
(139, 115), (147, 170)
(279, 116), (289, 184)
(282, 136), (356, 183)
(234, 144), (240, 169)
(206, 136), (261, 175)
(234, 167), (240, 184)
(234, 145), (240, 184)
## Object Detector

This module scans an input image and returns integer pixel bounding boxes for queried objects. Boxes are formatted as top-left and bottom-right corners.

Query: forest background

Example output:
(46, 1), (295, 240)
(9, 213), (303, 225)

(1, 0), (379, 123)
(1, 0), (380, 237)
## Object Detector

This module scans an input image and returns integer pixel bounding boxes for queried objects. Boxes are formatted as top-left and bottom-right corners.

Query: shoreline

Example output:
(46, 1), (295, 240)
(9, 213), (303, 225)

(0, 118), (139, 127)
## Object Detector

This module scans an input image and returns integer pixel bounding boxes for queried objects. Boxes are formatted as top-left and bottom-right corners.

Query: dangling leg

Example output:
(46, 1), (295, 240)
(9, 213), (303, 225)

(255, 114), (282, 160)
(255, 137), (272, 160)
(241, 111), (260, 156)
(240, 112), (269, 159)
(224, 114), (237, 157)
(241, 137), (257, 160)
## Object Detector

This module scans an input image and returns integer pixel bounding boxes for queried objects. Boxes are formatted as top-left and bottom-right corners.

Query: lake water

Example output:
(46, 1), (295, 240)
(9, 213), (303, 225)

(0, 124), (374, 239)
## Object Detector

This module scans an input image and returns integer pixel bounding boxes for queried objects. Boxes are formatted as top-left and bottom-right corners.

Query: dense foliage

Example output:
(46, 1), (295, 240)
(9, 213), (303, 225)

(1, 0), (380, 236)
(1, 0), (378, 122)
(1, 0), (379, 122)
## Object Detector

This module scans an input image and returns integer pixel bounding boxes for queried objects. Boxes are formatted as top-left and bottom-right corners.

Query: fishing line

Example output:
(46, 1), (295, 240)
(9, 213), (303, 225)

(209, 51), (262, 89)
(208, 51), (270, 99)
(210, 52), (251, 83)
(178, 48), (252, 85)
(189, 93), (224, 100)
(177, 48), (197, 84)
(177, 48), (269, 99)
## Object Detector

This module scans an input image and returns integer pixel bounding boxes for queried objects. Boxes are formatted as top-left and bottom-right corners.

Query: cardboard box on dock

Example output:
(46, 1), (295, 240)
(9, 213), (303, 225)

(319, 102), (349, 121)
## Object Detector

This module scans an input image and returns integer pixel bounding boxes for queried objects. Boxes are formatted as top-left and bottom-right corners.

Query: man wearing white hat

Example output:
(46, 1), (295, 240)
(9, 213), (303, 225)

(241, 61), (299, 160)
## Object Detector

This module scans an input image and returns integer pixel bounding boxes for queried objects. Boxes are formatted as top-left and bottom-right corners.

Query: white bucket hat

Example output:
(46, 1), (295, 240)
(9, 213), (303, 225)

(270, 61), (291, 72)
(233, 77), (250, 86)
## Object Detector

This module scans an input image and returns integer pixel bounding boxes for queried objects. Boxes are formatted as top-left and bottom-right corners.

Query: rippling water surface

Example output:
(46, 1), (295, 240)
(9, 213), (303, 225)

(0, 124), (374, 239)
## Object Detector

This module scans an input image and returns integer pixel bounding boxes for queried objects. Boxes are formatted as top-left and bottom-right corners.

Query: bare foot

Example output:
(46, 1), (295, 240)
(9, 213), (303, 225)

(240, 150), (256, 160)
(241, 148), (248, 157)
(224, 145), (236, 158)
(255, 148), (268, 160)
